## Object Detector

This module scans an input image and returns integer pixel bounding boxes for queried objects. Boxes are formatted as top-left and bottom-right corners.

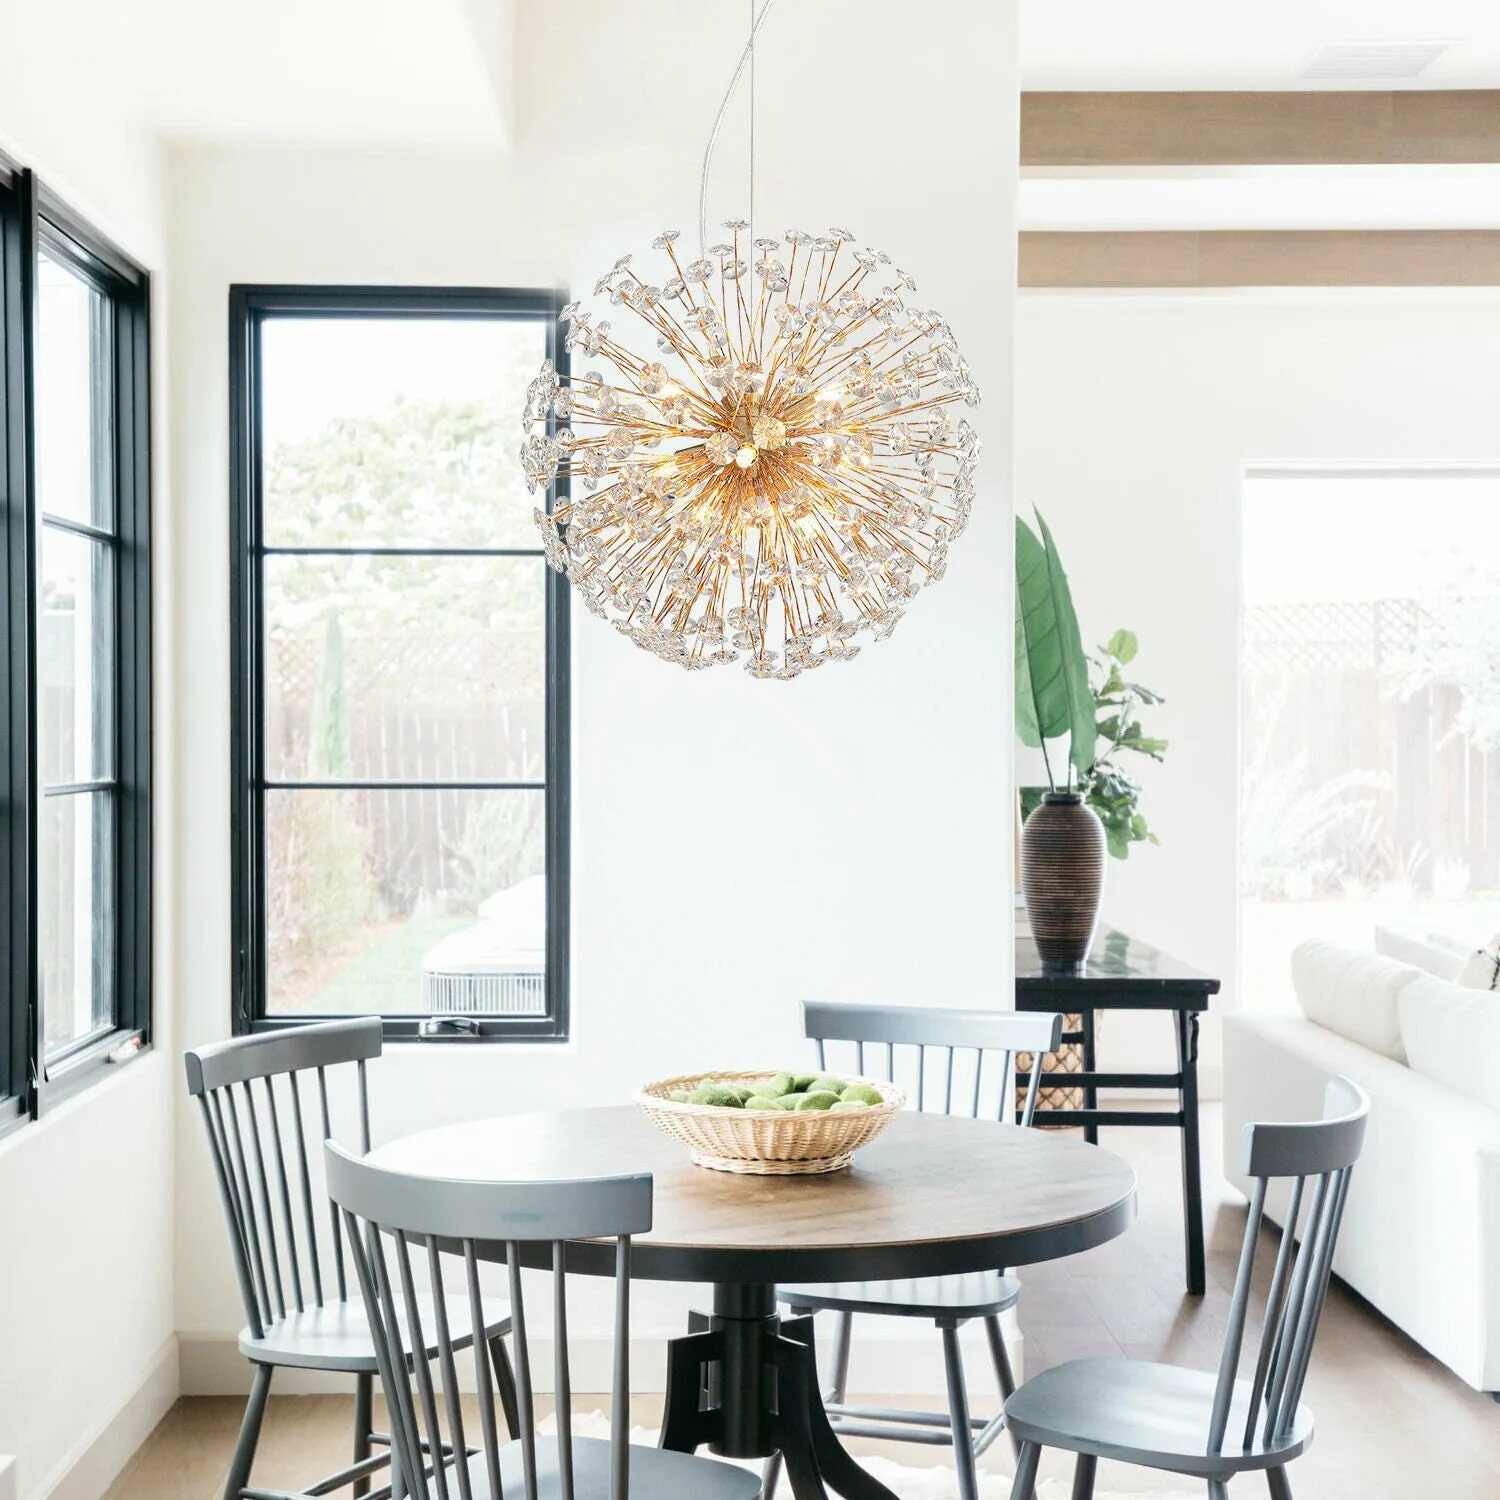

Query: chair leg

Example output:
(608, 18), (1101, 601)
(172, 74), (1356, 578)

(983, 1315), (1017, 1400)
(352, 1372), (373, 1499)
(828, 1311), (854, 1405)
(941, 1327), (982, 1500)
(222, 1364), (272, 1500)
(760, 1451), (783, 1499)
(489, 1330), (522, 1438)
(1071, 1454), (1097, 1500)
(1266, 1468), (1294, 1500)
(984, 1314), (1021, 1460)
(1208, 1482), (1230, 1500)
(1009, 1440), (1041, 1500)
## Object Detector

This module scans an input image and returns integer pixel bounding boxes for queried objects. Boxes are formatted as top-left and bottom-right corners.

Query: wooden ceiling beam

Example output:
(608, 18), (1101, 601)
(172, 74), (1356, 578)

(1019, 230), (1500, 288)
(1022, 91), (1500, 168)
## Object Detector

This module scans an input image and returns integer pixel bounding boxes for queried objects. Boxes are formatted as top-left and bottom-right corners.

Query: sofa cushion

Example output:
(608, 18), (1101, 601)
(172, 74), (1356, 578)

(1374, 926), (1465, 983)
(1290, 940), (1422, 1062)
(1427, 931), (1474, 957)
(1399, 977), (1500, 1113)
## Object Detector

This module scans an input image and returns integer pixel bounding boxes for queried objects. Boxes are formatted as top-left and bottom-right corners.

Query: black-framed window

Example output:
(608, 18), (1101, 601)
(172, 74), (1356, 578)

(0, 161), (152, 1132)
(229, 287), (570, 1042)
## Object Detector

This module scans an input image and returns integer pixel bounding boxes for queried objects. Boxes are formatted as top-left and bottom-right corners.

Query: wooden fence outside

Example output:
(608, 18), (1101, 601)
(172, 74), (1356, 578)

(1243, 598), (1500, 892)
(266, 628), (545, 911)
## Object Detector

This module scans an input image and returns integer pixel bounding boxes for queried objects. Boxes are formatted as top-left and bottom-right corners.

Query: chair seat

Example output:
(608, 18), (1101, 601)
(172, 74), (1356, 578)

(1003, 1358), (1315, 1478)
(240, 1294), (511, 1373)
(442, 1436), (761, 1500)
(779, 1270), (1021, 1321)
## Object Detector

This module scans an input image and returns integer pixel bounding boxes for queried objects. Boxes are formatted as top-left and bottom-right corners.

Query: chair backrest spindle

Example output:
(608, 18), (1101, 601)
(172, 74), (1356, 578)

(507, 1243), (539, 1500)
(286, 1070), (324, 1306)
(612, 1236), (631, 1500)
(262, 1075), (304, 1312)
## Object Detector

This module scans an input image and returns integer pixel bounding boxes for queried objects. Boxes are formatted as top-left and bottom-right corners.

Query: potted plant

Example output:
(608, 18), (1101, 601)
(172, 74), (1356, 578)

(1015, 512), (1168, 966)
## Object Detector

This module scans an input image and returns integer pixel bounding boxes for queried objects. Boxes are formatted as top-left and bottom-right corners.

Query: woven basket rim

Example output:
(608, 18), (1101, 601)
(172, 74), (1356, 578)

(635, 1069), (906, 1121)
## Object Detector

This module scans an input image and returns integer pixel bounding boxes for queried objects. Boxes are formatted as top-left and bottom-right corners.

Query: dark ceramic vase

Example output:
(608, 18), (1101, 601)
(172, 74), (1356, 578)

(1021, 791), (1106, 969)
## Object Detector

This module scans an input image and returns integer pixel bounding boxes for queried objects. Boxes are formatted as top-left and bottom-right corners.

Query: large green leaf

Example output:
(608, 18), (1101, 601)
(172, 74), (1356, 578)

(1014, 568), (1041, 748)
(1016, 513), (1096, 773)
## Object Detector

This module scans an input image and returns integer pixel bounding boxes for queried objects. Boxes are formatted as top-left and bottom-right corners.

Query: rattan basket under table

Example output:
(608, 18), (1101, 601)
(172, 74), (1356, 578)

(635, 1071), (907, 1175)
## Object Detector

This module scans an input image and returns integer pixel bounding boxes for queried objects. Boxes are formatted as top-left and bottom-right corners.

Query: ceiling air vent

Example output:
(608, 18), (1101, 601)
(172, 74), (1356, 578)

(1301, 40), (1453, 81)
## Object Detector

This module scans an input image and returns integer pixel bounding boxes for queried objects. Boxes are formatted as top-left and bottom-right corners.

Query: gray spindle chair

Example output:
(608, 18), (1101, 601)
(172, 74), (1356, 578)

(323, 1141), (764, 1500)
(1003, 1076), (1370, 1500)
(185, 1019), (518, 1500)
(765, 1002), (1065, 1500)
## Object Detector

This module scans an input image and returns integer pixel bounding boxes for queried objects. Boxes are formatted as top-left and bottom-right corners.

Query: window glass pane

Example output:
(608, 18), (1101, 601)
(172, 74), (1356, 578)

(40, 790), (115, 1056)
(35, 250), (112, 529)
(264, 788), (544, 1017)
(264, 555), (545, 783)
(260, 317), (547, 549)
(39, 527), (113, 785)
(1241, 472), (1500, 1011)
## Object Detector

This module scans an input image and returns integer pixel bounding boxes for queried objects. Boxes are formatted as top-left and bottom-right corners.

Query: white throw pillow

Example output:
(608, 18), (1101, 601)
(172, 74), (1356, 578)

(1374, 926), (1466, 983)
(1455, 933), (1500, 992)
(1399, 976), (1500, 1113)
(1425, 931), (1474, 958)
(1290, 940), (1421, 1062)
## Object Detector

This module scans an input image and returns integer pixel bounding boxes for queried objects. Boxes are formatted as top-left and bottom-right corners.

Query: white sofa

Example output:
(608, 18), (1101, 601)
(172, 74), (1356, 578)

(1224, 940), (1500, 1395)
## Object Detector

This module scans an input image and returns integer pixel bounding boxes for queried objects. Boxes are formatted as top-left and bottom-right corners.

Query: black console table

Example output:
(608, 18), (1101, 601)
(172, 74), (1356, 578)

(1014, 923), (1219, 1296)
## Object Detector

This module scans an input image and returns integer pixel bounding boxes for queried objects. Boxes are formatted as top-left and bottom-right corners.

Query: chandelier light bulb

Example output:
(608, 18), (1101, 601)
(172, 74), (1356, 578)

(522, 222), (981, 679)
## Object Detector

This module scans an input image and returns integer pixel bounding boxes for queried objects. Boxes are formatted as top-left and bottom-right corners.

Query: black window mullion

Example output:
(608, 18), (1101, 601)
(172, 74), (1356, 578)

(261, 546), (546, 559)
(114, 280), (150, 1044)
(228, 289), (262, 1036)
(16, 169), (40, 1113)
(0, 170), (33, 1122)
(544, 308), (571, 1047)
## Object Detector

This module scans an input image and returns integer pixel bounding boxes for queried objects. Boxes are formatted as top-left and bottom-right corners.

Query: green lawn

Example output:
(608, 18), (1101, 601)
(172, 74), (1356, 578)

(311, 914), (472, 1015)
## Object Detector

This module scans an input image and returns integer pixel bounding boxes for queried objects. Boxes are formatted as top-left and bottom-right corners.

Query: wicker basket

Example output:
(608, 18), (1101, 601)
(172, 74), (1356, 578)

(635, 1071), (906, 1175)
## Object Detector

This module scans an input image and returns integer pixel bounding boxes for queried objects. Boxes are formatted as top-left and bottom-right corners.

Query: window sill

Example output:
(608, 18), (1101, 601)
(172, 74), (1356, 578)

(41, 1029), (150, 1111)
(0, 1037), (157, 1161)
(244, 1017), (570, 1046)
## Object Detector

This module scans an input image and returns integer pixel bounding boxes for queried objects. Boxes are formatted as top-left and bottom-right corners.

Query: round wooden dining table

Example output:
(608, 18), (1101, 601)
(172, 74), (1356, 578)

(371, 1105), (1137, 1500)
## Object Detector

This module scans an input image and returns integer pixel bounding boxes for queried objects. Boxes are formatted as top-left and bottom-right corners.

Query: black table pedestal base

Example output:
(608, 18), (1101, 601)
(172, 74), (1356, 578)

(659, 1284), (899, 1500)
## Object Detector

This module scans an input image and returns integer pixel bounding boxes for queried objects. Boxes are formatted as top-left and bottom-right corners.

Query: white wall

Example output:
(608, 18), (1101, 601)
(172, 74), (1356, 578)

(0, 13), (178, 1498)
(170, 0), (1019, 1392)
(1015, 289), (1500, 1084)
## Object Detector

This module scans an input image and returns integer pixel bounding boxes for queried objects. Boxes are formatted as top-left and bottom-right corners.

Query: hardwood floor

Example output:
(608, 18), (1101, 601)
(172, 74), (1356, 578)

(107, 1106), (1500, 1499)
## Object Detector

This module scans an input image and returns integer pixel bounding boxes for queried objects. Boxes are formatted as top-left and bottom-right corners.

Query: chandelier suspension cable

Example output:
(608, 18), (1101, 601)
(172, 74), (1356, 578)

(698, 0), (776, 258)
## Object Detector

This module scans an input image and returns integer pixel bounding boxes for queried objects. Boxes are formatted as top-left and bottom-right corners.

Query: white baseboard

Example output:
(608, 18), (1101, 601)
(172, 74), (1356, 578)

(0, 1457), (16, 1500)
(180, 1317), (1024, 1402)
(33, 1337), (178, 1500)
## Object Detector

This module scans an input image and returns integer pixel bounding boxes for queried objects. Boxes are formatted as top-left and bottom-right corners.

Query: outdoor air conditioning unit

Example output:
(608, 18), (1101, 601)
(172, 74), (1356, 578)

(420, 875), (547, 1017)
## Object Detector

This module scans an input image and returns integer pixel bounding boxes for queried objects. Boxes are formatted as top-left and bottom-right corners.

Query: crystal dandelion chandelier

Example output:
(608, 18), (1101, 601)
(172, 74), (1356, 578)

(522, 7), (980, 679)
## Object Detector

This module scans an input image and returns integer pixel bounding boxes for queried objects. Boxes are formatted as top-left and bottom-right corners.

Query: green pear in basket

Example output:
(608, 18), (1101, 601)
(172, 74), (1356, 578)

(840, 1083), (883, 1106)
(690, 1084), (745, 1108)
(795, 1089), (841, 1111)
(831, 1099), (870, 1111)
